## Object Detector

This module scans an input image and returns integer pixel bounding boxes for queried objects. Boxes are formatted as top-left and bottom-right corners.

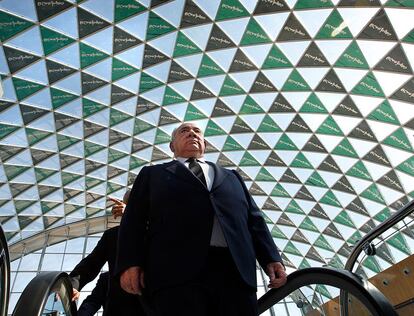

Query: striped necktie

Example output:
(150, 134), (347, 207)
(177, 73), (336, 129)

(187, 158), (207, 187)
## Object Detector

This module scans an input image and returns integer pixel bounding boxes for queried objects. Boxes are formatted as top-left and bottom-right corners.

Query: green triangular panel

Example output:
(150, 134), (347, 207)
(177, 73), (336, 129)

(216, 0), (250, 21)
(271, 226), (288, 239)
(147, 12), (175, 40)
(374, 207), (391, 222)
(299, 259), (311, 269)
(133, 118), (154, 135)
(240, 18), (272, 45)
(346, 160), (372, 180)
(222, 135), (244, 151)
(332, 138), (358, 158)
(314, 234), (335, 250)
(360, 183), (386, 204)
(108, 148), (128, 163)
(84, 141), (106, 157)
(40, 26), (76, 55)
(274, 134), (298, 150)
(348, 230), (362, 245)
(316, 9), (352, 39)
(316, 116), (344, 136)
(115, 0), (146, 22)
(139, 72), (164, 93)
(198, 54), (225, 77)
(83, 98), (106, 117)
(255, 167), (276, 181)
(205, 120), (227, 136)
(239, 151), (261, 166)
(240, 96), (265, 114)
(334, 41), (369, 69)
(35, 168), (57, 183)
(80, 43), (110, 68)
(320, 190), (342, 207)
(262, 45), (293, 69)
(305, 171), (329, 188)
(184, 103), (207, 121)
(284, 241), (302, 255)
(13, 78), (45, 100)
(61, 172), (82, 186)
(270, 183), (290, 197)
(154, 128), (172, 144)
(386, 232), (411, 255)
(291, 152), (313, 169)
(0, 11), (34, 42)
(352, 72), (385, 97)
(174, 31), (202, 57)
(282, 69), (311, 91)
(403, 28), (414, 43)
(219, 76), (245, 96)
(50, 88), (78, 109)
(396, 156), (414, 176)
(368, 100), (400, 125)
(382, 128), (413, 152)
(295, 0), (334, 9)
(25, 128), (51, 146)
(299, 217), (320, 233)
(0, 124), (19, 139)
(362, 256), (381, 273)
(300, 93), (328, 113)
(385, 0), (414, 7)
(57, 134), (80, 151)
(315, 284), (333, 299)
(4, 165), (30, 180)
(285, 200), (305, 214)
(112, 58), (139, 81)
(110, 108), (131, 126)
(163, 86), (186, 105)
(129, 156), (147, 169)
(257, 115), (282, 132)
(334, 210), (355, 228)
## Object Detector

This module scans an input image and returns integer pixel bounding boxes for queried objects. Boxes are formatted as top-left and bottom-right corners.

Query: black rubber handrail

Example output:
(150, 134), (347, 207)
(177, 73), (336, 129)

(12, 271), (77, 316)
(345, 199), (414, 272)
(257, 267), (397, 316)
(0, 225), (10, 316)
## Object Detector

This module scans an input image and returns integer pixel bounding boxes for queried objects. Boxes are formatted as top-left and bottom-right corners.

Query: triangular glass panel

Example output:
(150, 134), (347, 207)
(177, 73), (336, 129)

(240, 18), (272, 46)
(316, 116), (344, 136)
(83, 98), (106, 117)
(205, 119), (226, 136)
(190, 80), (215, 100)
(318, 155), (342, 174)
(383, 127), (413, 152)
(146, 11), (175, 40)
(13, 77), (45, 100)
(180, 0), (212, 28)
(222, 135), (243, 151)
(182, 103), (206, 121)
(81, 72), (108, 94)
(334, 41), (369, 69)
(300, 93), (327, 113)
(25, 128), (52, 146)
(112, 58), (138, 81)
(40, 26), (76, 56)
(205, 24), (236, 51)
(50, 87), (78, 109)
(254, 0), (289, 14)
(269, 93), (295, 112)
(211, 99), (235, 117)
(262, 45), (292, 69)
(248, 134), (271, 150)
(197, 54), (225, 77)
(295, 0), (333, 9)
(374, 44), (413, 74)
(332, 176), (356, 194)
(396, 156), (414, 177)
(282, 69), (311, 91)
(332, 138), (358, 158)
(390, 78), (414, 104)
(286, 114), (312, 133)
(274, 133), (298, 150)
(55, 112), (79, 131)
(305, 171), (328, 188)
(113, 26), (142, 54)
(315, 69), (346, 93)
(173, 31), (202, 57)
(139, 72), (164, 93)
(0, 124), (19, 141)
(367, 100), (400, 125)
(142, 44), (169, 68)
(291, 152), (313, 169)
(297, 42), (330, 67)
(250, 72), (277, 93)
(19, 104), (49, 125)
(133, 118), (154, 135)
(377, 170), (404, 193)
(80, 43), (110, 68)
(349, 120), (378, 142)
(338, 0), (381, 6)
(109, 108), (131, 127)
(402, 28), (414, 43)
(257, 115), (282, 133)
(168, 61), (194, 82)
(111, 84), (135, 105)
(239, 95), (264, 114)
(280, 168), (301, 183)
(346, 160), (372, 180)
(295, 186), (316, 201)
(358, 9), (398, 41)
(351, 72), (385, 98)
(229, 49), (257, 72)
(315, 9), (352, 39)
(302, 135), (328, 153)
(320, 190), (342, 208)
(78, 7), (111, 39)
(230, 116), (254, 133)
(215, 0), (250, 21)
(364, 144), (391, 167)
(255, 167), (276, 181)
(332, 95), (362, 117)
(3, 46), (40, 74)
(46, 59), (77, 84)
(285, 200), (305, 214)
(158, 108), (180, 126)
(35, 0), (73, 21)
(114, 0), (146, 23)
(219, 75), (245, 96)
(264, 151), (285, 166)
(0, 11), (34, 42)
(277, 13), (311, 41)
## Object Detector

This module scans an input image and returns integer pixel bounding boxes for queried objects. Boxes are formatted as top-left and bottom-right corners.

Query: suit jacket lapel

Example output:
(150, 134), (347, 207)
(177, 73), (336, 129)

(207, 162), (228, 191)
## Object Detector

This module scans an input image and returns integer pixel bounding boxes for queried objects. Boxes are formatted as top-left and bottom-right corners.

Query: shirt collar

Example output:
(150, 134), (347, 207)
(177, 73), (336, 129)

(176, 156), (206, 164)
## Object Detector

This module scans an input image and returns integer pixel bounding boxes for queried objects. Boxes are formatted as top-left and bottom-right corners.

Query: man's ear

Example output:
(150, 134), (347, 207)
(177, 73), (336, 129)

(169, 141), (174, 152)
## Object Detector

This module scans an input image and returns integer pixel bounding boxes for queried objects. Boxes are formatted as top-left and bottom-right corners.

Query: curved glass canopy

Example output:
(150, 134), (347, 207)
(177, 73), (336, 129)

(0, 0), (414, 285)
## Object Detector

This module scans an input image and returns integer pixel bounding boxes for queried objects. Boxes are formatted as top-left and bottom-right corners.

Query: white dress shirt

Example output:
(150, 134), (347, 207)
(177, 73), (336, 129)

(176, 157), (228, 247)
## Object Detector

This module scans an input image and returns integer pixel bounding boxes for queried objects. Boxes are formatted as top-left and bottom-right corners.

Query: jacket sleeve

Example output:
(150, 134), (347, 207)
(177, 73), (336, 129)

(77, 272), (109, 316)
(232, 170), (283, 269)
(115, 166), (151, 275)
(69, 231), (109, 290)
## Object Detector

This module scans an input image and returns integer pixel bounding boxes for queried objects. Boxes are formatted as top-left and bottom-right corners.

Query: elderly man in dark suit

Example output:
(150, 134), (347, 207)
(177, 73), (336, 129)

(116, 122), (287, 316)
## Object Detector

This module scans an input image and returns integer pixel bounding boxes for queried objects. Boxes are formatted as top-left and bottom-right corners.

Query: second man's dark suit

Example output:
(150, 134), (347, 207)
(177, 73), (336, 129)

(116, 160), (283, 296)
(70, 226), (144, 316)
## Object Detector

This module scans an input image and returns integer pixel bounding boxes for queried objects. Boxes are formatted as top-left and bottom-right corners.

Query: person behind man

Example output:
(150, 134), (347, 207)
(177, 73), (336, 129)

(116, 122), (287, 316)
(70, 190), (146, 316)
(77, 272), (109, 316)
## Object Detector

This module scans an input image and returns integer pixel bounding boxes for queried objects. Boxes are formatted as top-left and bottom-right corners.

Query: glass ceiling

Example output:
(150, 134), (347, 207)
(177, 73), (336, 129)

(0, 0), (414, 279)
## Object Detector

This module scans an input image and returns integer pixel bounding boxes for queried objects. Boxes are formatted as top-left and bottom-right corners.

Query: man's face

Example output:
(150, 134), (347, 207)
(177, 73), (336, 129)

(170, 123), (206, 158)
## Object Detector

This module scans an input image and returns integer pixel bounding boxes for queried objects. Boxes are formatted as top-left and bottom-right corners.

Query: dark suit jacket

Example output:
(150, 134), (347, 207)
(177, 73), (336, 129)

(70, 226), (144, 316)
(117, 160), (282, 294)
(77, 272), (109, 316)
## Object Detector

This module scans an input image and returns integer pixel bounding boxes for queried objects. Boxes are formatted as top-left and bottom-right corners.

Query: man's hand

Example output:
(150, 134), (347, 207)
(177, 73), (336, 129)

(72, 288), (80, 301)
(266, 262), (287, 289)
(120, 266), (145, 295)
(108, 196), (126, 219)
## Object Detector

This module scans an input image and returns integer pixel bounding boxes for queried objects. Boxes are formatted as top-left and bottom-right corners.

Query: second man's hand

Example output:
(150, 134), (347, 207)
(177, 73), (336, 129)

(266, 262), (287, 289)
(108, 196), (126, 219)
(120, 266), (145, 295)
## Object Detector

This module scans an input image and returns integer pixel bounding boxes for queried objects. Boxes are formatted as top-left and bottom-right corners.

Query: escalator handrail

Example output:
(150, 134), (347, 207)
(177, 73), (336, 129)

(0, 225), (10, 316)
(257, 267), (397, 316)
(345, 199), (414, 272)
(12, 271), (77, 316)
